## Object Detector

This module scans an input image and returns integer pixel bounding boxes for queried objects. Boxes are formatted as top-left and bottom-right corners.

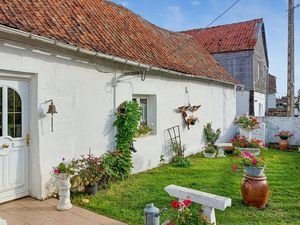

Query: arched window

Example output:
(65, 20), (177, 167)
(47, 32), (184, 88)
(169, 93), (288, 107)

(7, 88), (22, 138)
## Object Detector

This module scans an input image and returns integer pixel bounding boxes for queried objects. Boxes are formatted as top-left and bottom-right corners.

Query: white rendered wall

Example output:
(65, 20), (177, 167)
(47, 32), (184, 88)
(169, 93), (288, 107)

(0, 43), (237, 199)
(236, 91), (249, 116)
(115, 75), (237, 173)
(268, 94), (276, 108)
(259, 117), (300, 145)
(254, 92), (266, 116)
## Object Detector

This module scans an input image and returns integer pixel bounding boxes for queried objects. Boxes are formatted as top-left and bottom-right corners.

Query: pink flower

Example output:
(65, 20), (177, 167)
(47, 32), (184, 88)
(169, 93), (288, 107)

(54, 169), (60, 174)
(252, 159), (258, 165)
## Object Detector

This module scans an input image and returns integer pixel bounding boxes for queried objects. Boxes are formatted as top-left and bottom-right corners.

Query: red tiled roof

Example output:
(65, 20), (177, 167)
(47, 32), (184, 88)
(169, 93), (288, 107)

(269, 74), (277, 94)
(183, 19), (263, 54)
(0, 0), (239, 84)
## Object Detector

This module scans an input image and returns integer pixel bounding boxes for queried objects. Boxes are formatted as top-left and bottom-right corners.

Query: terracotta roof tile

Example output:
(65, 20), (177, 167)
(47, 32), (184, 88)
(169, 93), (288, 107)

(0, 0), (239, 84)
(183, 19), (263, 54)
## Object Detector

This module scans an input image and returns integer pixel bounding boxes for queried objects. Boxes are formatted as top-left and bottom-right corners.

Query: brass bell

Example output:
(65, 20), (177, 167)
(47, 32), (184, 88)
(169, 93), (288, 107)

(47, 101), (58, 115)
(46, 100), (57, 132)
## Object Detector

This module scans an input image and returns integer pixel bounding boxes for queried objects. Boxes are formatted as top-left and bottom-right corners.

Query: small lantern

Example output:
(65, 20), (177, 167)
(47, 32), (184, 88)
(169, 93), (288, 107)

(46, 100), (58, 132)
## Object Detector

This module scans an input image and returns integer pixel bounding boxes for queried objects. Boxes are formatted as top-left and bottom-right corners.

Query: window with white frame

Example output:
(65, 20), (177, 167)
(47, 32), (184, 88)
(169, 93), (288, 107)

(132, 94), (157, 134)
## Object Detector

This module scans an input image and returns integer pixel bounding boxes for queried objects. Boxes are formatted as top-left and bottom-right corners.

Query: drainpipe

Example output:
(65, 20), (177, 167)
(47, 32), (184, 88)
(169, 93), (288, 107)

(265, 72), (269, 116)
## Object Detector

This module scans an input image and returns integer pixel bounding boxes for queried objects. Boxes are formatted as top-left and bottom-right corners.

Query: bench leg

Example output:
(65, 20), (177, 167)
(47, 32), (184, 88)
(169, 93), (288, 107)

(203, 206), (216, 225)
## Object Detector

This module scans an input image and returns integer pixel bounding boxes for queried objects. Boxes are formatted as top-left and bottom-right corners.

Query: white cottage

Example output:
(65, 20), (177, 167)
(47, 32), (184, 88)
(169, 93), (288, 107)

(0, 0), (239, 202)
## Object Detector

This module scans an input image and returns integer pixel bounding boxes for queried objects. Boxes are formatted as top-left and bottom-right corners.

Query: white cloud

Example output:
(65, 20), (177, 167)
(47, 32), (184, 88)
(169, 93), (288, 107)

(191, 0), (200, 6)
(163, 6), (185, 31)
(121, 1), (129, 7)
(115, 0), (128, 7)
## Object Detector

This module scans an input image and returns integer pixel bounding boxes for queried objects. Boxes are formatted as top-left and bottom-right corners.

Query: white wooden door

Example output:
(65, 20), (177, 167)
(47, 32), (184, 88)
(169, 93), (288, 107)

(0, 79), (29, 203)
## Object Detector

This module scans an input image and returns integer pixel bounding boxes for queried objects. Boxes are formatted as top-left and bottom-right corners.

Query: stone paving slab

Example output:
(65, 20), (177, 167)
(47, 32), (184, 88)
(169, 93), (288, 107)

(0, 197), (127, 225)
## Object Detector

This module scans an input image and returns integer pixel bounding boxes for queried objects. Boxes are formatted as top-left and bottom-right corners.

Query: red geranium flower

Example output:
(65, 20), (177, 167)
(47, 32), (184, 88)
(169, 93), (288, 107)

(171, 200), (181, 209)
(183, 199), (192, 207)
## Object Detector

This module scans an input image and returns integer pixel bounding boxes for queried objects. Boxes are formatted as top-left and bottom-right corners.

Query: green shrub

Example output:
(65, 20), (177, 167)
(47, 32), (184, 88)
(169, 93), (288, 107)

(172, 156), (191, 167)
(203, 123), (221, 145)
(204, 145), (217, 154)
(112, 101), (142, 179)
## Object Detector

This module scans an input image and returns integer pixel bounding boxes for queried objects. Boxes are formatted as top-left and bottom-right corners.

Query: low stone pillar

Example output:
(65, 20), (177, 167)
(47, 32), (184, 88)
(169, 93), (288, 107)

(56, 173), (72, 211)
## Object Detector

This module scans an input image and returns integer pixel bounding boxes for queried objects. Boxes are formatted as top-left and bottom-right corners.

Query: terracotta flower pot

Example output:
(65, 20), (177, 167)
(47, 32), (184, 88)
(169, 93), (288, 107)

(279, 139), (288, 150)
(241, 174), (269, 209)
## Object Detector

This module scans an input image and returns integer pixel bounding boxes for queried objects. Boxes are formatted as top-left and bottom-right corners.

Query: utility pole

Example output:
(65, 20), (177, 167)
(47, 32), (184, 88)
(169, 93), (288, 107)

(287, 0), (295, 117)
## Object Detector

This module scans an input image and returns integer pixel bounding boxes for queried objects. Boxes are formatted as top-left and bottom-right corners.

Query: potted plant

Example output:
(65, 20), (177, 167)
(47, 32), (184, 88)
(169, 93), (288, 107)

(237, 152), (266, 176)
(234, 115), (260, 139)
(163, 199), (209, 225)
(224, 146), (235, 155)
(203, 122), (221, 158)
(53, 158), (74, 210)
(74, 155), (104, 195)
(275, 131), (294, 150)
(203, 145), (217, 158)
(229, 135), (264, 156)
(235, 152), (270, 209)
(135, 125), (152, 137)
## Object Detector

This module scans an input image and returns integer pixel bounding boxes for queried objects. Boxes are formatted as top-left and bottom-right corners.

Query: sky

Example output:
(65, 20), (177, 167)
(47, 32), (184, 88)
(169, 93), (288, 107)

(111, 0), (300, 97)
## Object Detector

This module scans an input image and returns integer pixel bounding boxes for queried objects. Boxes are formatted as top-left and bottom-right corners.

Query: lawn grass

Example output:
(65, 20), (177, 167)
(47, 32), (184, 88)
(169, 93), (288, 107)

(72, 149), (300, 225)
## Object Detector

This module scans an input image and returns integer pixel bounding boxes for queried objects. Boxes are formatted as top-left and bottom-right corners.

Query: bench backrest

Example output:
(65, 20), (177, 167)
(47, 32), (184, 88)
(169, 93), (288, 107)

(164, 184), (231, 211)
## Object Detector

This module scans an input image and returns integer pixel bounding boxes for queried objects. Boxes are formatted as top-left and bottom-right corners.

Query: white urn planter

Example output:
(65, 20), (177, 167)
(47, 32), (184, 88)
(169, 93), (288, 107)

(56, 173), (72, 211)
(238, 127), (253, 139)
(237, 147), (260, 156)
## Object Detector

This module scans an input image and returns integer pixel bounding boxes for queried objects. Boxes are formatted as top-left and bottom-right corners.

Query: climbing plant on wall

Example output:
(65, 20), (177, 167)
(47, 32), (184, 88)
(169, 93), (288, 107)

(113, 101), (142, 179)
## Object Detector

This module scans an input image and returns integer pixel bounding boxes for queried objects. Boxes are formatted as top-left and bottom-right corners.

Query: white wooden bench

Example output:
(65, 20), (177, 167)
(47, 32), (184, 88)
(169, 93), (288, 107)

(215, 143), (232, 157)
(165, 185), (231, 225)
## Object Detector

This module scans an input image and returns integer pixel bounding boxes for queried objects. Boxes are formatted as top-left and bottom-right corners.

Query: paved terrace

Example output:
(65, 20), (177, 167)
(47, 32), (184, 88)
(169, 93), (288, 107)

(0, 197), (126, 225)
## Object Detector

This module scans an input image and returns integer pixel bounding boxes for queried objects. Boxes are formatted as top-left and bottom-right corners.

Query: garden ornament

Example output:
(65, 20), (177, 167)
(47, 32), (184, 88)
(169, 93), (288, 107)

(144, 203), (167, 225)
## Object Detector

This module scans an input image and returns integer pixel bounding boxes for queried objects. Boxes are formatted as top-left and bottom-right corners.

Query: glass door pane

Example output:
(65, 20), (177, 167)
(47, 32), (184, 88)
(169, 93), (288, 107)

(7, 88), (22, 138)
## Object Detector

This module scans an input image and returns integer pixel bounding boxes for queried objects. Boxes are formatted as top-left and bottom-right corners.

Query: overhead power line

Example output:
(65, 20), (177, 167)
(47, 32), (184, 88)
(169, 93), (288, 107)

(145, 0), (241, 73)
(205, 0), (241, 28)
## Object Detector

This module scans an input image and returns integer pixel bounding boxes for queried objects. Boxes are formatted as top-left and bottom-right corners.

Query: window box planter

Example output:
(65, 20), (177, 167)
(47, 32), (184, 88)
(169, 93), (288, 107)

(237, 147), (260, 156)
